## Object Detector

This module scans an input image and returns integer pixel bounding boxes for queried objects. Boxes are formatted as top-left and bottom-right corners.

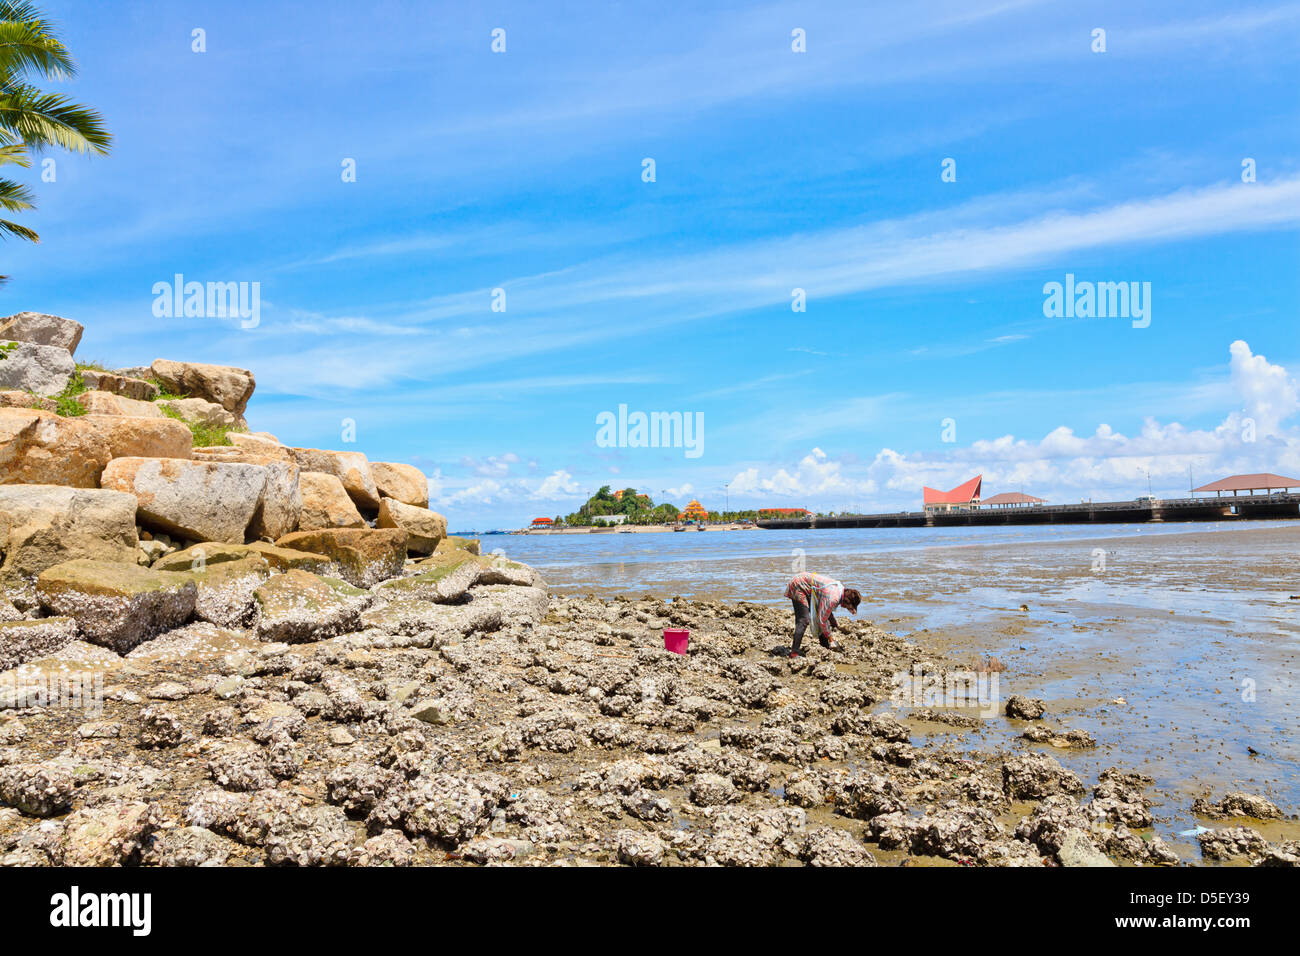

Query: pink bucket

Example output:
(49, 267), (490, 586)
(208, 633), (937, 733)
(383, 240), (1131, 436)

(663, 629), (690, 654)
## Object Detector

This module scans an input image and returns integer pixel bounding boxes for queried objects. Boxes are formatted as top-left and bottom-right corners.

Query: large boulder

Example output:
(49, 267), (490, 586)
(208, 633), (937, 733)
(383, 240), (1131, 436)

(53, 801), (163, 866)
(0, 486), (139, 609)
(290, 448), (380, 510)
(150, 359), (255, 417)
(0, 312), (84, 355)
(274, 528), (407, 588)
(75, 390), (164, 418)
(252, 569), (371, 643)
(244, 542), (334, 573)
(376, 550), (482, 604)
(376, 498), (445, 554)
(465, 583), (549, 628)
(36, 559), (197, 653)
(228, 432), (282, 454)
(477, 554), (545, 588)
(438, 535), (480, 556)
(0, 340), (74, 396)
(0, 408), (111, 487)
(0, 390), (55, 412)
(246, 456), (300, 541)
(191, 445), (300, 540)
(100, 457), (268, 544)
(181, 554), (272, 628)
(155, 541), (332, 575)
(0, 617), (78, 671)
(158, 397), (238, 428)
(297, 472), (364, 531)
(360, 597), (500, 640)
(81, 415), (192, 460)
(153, 542), (267, 571)
(371, 462), (429, 508)
(79, 370), (158, 402)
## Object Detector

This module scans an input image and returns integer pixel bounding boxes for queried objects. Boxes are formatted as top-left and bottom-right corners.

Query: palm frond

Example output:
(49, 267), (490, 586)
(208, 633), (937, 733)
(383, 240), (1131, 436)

(0, 141), (28, 165)
(0, 84), (110, 154)
(0, 174), (35, 213)
(0, 218), (39, 241)
(0, 17), (77, 84)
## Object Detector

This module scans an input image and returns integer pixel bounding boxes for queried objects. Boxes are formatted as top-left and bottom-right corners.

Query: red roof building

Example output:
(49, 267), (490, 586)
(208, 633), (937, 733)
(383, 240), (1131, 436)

(980, 491), (1047, 509)
(923, 475), (982, 513)
(1191, 473), (1300, 496)
(530, 517), (554, 526)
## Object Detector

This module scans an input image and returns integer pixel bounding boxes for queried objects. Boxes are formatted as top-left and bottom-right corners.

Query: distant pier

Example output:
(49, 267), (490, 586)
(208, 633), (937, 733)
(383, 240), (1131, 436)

(755, 493), (1300, 529)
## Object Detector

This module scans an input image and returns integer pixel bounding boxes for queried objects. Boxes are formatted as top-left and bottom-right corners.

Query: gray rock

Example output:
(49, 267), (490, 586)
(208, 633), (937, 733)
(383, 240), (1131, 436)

(1056, 828), (1116, 867)
(100, 458), (270, 545)
(0, 486), (139, 610)
(35, 559), (197, 654)
(152, 825), (233, 866)
(0, 761), (76, 816)
(1191, 791), (1283, 820)
(78, 370), (158, 401)
(0, 313), (83, 355)
(0, 617), (77, 672)
(0, 340), (74, 396)
(1005, 694), (1046, 719)
(615, 828), (665, 865)
(253, 570), (371, 643)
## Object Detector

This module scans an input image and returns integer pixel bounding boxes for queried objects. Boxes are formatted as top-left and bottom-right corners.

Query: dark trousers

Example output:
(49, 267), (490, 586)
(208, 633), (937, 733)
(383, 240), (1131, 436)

(791, 599), (811, 653)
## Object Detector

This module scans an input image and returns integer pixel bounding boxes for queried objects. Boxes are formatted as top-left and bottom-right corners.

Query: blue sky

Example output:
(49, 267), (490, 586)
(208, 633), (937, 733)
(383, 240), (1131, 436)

(5, 0), (1300, 527)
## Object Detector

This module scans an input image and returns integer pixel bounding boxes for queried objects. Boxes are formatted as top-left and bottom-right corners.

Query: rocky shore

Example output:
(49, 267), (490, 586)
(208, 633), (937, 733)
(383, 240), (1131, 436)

(0, 311), (1295, 867)
(3, 587), (1297, 867)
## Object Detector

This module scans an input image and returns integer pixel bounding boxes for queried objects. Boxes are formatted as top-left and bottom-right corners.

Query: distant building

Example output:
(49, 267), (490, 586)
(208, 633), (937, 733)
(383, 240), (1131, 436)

(922, 475), (982, 514)
(593, 514), (627, 525)
(530, 517), (554, 527)
(980, 492), (1046, 509)
(759, 504), (806, 520)
(612, 490), (651, 502)
(1191, 473), (1300, 497)
(680, 500), (709, 522)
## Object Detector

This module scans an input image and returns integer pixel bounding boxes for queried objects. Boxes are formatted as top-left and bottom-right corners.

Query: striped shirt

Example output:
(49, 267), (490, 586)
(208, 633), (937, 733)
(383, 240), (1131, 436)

(785, 572), (844, 638)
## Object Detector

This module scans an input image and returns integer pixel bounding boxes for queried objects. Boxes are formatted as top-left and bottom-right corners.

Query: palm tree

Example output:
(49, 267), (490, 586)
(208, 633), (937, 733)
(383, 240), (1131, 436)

(1, 1), (110, 281)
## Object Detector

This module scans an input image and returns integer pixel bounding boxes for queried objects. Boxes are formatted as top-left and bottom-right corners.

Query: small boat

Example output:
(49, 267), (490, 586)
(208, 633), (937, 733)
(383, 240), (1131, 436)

(672, 523), (685, 532)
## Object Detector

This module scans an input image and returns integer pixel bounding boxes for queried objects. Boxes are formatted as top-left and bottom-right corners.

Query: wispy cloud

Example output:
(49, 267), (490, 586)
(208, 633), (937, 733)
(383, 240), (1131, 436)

(239, 175), (1300, 392)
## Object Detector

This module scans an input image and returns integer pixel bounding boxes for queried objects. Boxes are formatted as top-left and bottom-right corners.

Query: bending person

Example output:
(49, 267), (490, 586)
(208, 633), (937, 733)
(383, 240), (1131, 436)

(784, 572), (861, 657)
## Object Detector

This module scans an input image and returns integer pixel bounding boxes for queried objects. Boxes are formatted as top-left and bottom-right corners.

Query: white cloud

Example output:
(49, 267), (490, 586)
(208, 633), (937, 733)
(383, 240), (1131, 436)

(532, 470), (581, 499)
(459, 453), (521, 478)
(727, 340), (1300, 508)
(199, 176), (1300, 396)
(432, 468), (583, 510)
(731, 447), (878, 500)
(1229, 339), (1299, 436)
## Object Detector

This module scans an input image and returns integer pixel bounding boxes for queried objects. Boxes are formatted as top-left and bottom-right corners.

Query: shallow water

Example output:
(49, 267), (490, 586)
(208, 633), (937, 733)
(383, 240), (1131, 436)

(498, 521), (1300, 831)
